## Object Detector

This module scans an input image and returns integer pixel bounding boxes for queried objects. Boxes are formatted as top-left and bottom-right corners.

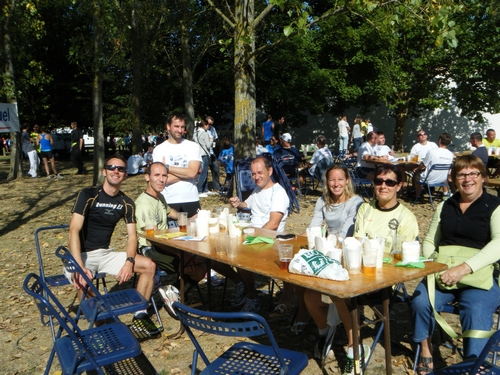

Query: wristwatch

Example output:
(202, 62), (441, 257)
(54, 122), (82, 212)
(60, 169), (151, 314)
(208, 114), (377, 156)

(126, 257), (135, 264)
(165, 164), (169, 174)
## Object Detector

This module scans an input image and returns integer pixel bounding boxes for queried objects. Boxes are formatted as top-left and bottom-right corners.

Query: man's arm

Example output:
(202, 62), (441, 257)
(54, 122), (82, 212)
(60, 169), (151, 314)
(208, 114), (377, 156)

(262, 212), (284, 231)
(229, 196), (248, 209)
(362, 153), (388, 162)
(168, 160), (201, 180)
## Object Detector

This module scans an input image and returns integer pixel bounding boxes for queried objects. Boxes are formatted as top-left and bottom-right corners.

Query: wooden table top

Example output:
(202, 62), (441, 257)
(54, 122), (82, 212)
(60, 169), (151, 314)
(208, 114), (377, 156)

(142, 228), (447, 299)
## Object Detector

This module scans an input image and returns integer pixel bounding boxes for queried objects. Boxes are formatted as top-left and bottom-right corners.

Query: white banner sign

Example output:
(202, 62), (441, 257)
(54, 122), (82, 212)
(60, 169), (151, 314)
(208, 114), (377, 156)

(0, 103), (20, 132)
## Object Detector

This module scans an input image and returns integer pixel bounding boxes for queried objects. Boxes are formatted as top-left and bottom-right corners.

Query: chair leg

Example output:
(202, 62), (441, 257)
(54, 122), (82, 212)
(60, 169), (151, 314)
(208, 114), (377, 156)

(150, 291), (164, 331)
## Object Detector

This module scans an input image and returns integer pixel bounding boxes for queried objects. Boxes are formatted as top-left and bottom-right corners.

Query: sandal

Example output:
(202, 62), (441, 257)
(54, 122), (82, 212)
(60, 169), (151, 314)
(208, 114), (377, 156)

(416, 356), (433, 375)
(269, 303), (289, 318)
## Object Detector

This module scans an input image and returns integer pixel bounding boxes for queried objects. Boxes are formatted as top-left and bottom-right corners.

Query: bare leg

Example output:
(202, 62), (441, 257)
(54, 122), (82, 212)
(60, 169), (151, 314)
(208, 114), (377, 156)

(49, 157), (58, 175)
(134, 254), (155, 300)
(42, 157), (50, 176)
(304, 289), (328, 330)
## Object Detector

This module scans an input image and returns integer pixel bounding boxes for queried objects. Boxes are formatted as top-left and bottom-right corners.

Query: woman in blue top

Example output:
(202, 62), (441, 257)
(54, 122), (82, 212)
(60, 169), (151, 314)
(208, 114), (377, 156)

(37, 127), (62, 179)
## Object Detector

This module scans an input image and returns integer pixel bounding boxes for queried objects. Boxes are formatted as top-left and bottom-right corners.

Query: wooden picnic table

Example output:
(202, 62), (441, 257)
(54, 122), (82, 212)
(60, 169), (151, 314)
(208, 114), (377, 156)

(141, 228), (447, 375)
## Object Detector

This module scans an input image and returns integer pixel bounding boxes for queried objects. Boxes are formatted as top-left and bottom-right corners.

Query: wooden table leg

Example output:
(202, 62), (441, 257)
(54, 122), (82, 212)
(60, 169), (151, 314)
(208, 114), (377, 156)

(382, 287), (392, 375)
(168, 251), (185, 339)
(351, 298), (361, 375)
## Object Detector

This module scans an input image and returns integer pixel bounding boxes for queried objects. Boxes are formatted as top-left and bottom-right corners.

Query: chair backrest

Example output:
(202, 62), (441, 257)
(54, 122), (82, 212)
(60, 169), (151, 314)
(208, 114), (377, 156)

(172, 302), (287, 369)
(314, 157), (334, 183)
(235, 156), (300, 214)
(34, 225), (71, 287)
(422, 163), (452, 185)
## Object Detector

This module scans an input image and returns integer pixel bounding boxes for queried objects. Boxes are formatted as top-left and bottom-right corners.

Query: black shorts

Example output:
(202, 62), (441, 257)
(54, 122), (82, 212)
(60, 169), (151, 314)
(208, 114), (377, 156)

(40, 151), (54, 159)
(169, 201), (201, 218)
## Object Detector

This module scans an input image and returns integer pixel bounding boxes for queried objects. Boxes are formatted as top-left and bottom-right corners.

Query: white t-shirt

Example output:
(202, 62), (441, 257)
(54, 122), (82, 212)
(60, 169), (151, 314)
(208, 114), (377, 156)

(338, 120), (349, 137)
(409, 142), (438, 161)
(420, 148), (454, 184)
(245, 183), (289, 232)
(126, 154), (146, 174)
(374, 144), (392, 158)
(152, 139), (202, 204)
(356, 142), (376, 169)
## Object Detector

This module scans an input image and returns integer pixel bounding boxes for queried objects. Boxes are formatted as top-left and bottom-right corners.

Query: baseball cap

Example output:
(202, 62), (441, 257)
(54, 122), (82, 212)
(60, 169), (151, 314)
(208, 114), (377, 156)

(281, 133), (292, 142)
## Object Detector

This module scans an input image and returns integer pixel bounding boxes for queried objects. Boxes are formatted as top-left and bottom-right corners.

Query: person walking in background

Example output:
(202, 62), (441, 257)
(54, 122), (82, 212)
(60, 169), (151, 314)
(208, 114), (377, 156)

(274, 116), (285, 139)
(37, 126), (63, 179)
(262, 114), (275, 145)
(337, 114), (350, 154)
(70, 121), (86, 175)
(350, 117), (363, 152)
(193, 119), (212, 197)
(206, 116), (221, 192)
(21, 123), (38, 178)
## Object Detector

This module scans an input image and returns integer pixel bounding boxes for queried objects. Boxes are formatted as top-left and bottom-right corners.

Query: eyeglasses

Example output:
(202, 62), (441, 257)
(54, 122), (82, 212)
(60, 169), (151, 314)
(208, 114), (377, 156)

(105, 165), (126, 173)
(456, 171), (481, 180)
(373, 178), (398, 187)
(417, 133), (427, 137)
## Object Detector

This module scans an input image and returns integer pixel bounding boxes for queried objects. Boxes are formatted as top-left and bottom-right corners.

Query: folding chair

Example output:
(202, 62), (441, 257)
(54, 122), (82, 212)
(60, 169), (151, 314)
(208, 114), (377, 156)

(34, 225), (107, 291)
(55, 246), (149, 326)
(303, 156), (334, 195)
(23, 273), (154, 375)
(413, 163), (452, 210)
(274, 152), (302, 198)
(348, 168), (373, 200)
(431, 329), (500, 374)
(173, 301), (309, 375)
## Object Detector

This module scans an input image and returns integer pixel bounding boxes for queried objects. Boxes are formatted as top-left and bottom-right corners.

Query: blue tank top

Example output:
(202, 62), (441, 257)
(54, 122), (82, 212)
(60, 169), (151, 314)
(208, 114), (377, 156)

(39, 134), (52, 152)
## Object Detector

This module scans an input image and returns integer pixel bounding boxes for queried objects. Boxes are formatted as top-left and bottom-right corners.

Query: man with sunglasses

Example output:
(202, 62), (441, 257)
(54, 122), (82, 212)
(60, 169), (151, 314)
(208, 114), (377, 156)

(152, 111), (202, 217)
(68, 154), (159, 337)
(409, 130), (437, 162)
(412, 133), (454, 198)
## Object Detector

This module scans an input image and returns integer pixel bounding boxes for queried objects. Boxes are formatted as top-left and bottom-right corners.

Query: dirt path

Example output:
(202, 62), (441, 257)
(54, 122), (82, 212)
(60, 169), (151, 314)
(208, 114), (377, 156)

(0, 158), (466, 374)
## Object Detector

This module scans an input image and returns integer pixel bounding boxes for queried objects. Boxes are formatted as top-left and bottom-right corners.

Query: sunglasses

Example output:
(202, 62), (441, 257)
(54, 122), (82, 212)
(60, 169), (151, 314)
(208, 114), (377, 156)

(105, 165), (126, 173)
(373, 178), (398, 187)
(417, 133), (427, 137)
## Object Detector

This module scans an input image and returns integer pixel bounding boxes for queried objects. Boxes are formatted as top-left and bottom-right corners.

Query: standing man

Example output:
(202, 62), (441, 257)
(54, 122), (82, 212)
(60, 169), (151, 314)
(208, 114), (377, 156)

(337, 115), (350, 154)
(67, 154), (159, 336)
(274, 116), (285, 139)
(21, 123), (38, 178)
(470, 132), (488, 166)
(70, 121), (85, 175)
(229, 156), (290, 312)
(152, 112), (202, 217)
(262, 114), (275, 145)
(409, 130), (438, 162)
(206, 116), (221, 192)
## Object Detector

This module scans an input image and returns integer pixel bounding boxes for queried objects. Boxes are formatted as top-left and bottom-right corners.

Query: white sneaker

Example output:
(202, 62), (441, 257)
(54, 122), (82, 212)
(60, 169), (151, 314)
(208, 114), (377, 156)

(158, 285), (180, 319)
(343, 344), (371, 375)
(206, 191), (219, 196)
(240, 297), (260, 313)
(54, 174), (63, 179)
(46, 175), (52, 179)
(198, 193), (208, 198)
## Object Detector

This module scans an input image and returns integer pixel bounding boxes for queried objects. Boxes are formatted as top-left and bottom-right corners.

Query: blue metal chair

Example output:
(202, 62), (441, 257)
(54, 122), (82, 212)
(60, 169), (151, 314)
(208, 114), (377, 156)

(172, 302), (309, 375)
(348, 167), (373, 200)
(23, 273), (146, 375)
(55, 246), (149, 326)
(302, 156), (334, 195)
(413, 163), (452, 210)
(431, 329), (500, 374)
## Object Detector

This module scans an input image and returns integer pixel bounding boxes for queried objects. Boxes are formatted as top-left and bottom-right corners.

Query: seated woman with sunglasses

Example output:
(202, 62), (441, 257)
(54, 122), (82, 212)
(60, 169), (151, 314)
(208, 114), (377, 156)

(411, 155), (500, 375)
(311, 164), (418, 374)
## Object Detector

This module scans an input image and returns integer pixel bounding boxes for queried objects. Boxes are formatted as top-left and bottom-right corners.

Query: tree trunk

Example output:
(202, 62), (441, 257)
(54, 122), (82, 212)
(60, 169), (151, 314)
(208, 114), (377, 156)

(393, 102), (409, 152)
(131, 1), (143, 154)
(233, 0), (256, 161)
(180, 0), (195, 138)
(92, 0), (104, 185)
(3, 0), (22, 181)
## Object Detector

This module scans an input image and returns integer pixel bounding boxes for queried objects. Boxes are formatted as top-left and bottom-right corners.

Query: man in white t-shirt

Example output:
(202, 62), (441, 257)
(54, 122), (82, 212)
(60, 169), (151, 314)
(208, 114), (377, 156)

(337, 115), (350, 153)
(152, 112), (202, 217)
(413, 133), (454, 197)
(126, 152), (147, 175)
(229, 156), (290, 313)
(355, 131), (389, 179)
(409, 130), (438, 162)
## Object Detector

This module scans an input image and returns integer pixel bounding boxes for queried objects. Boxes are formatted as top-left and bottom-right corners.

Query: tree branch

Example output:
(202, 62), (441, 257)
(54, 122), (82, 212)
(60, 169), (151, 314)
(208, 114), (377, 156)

(205, 0), (235, 28)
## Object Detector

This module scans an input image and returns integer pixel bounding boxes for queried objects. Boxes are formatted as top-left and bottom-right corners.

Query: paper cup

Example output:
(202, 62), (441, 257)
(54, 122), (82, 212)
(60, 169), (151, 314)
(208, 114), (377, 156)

(402, 241), (420, 263)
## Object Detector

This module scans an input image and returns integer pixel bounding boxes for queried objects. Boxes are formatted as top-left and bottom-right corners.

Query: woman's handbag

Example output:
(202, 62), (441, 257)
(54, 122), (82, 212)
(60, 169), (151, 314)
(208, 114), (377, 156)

(433, 245), (493, 291)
